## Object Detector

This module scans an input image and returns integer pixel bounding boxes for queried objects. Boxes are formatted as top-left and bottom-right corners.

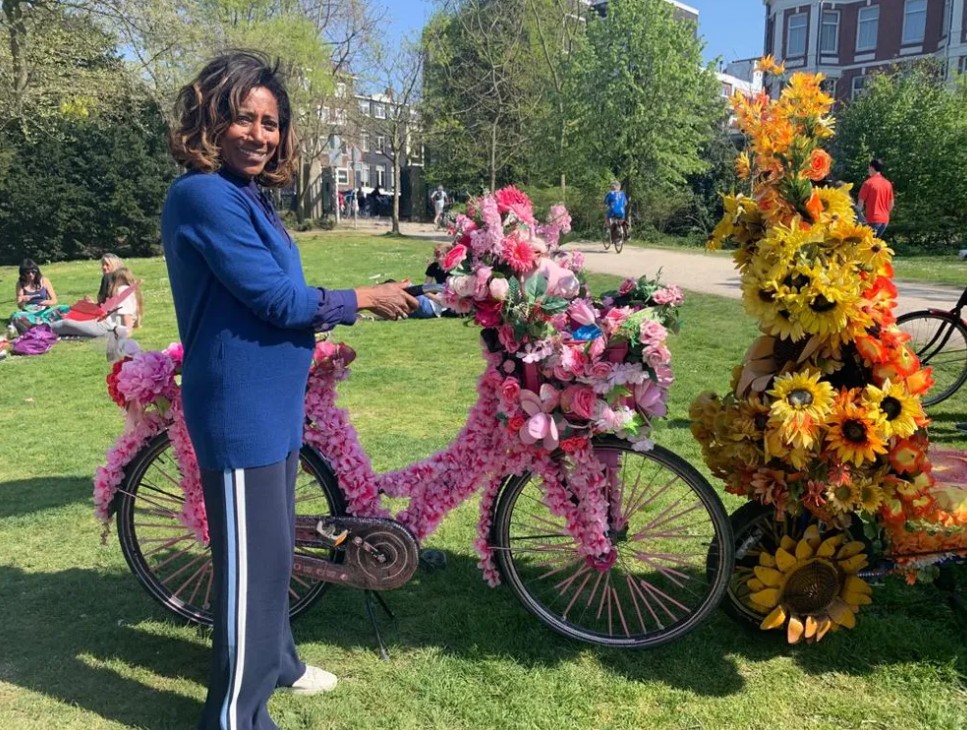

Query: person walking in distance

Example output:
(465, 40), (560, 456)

(431, 185), (449, 228)
(858, 158), (894, 238)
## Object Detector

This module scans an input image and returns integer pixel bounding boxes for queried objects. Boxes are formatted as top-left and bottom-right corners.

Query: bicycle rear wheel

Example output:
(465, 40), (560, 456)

(614, 228), (625, 254)
(492, 439), (733, 648)
(115, 432), (345, 626)
(896, 310), (967, 406)
(603, 228), (613, 250)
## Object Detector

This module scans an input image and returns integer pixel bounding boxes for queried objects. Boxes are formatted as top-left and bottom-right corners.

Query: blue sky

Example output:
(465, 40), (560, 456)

(382, 0), (767, 66)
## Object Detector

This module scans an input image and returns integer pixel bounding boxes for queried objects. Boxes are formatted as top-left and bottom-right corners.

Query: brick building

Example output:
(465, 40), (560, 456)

(764, 0), (967, 101)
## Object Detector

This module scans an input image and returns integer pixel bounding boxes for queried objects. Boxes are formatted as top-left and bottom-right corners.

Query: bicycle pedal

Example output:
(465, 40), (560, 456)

(315, 520), (349, 547)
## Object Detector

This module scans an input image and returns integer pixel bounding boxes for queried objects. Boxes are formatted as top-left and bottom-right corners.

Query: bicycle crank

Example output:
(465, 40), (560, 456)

(292, 516), (419, 591)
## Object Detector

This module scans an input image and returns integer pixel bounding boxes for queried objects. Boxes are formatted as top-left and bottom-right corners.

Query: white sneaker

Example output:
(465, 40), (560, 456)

(287, 665), (338, 695)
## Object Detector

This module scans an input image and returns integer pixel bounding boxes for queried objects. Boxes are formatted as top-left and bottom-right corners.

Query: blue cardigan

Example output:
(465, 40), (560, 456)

(161, 170), (357, 470)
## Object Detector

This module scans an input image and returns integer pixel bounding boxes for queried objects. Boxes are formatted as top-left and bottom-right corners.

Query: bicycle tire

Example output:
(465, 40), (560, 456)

(603, 232), (612, 251)
(492, 438), (734, 649)
(896, 310), (967, 406)
(614, 231), (625, 254)
(115, 432), (346, 626)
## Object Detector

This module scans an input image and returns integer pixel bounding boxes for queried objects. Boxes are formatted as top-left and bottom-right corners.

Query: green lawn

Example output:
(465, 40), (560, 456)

(1, 234), (966, 730)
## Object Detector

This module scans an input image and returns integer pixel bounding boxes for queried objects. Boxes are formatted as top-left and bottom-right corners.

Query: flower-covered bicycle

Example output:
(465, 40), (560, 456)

(691, 59), (967, 644)
(95, 188), (734, 652)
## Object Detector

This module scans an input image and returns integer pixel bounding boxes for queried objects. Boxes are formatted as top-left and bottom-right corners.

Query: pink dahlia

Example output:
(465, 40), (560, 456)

(494, 185), (533, 215)
(501, 233), (537, 273)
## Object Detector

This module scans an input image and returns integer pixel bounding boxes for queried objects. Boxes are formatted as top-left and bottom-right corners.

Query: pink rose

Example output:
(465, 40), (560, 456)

(568, 299), (596, 326)
(645, 344), (672, 369)
(639, 320), (668, 346)
(618, 278), (636, 296)
(500, 377), (521, 404)
(561, 385), (597, 420)
(652, 285), (684, 306)
(474, 299), (504, 328)
(443, 243), (468, 271)
(449, 275), (476, 299)
(588, 361), (612, 381)
(497, 324), (520, 353)
(474, 266), (493, 299)
(489, 277), (509, 301)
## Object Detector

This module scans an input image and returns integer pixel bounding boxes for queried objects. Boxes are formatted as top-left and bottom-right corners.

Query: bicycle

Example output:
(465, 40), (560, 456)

(604, 218), (628, 254)
(97, 322), (734, 655)
(896, 285), (967, 406)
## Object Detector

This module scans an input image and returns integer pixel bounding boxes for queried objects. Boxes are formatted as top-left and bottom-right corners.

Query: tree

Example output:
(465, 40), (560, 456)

(358, 40), (424, 234)
(834, 61), (967, 250)
(568, 0), (722, 221)
(422, 0), (540, 193)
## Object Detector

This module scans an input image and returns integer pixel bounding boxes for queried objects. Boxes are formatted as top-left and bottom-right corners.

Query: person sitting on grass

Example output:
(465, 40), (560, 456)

(9, 259), (69, 334)
(96, 253), (124, 304)
(51, 267), (142, 339)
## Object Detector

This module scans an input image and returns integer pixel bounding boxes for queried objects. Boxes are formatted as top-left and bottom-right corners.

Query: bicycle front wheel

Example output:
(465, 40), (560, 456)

(614, 230), (625, 254)
(492, 439), (733, 649)
(115, 433), (345, 626)
(896, 310), (967, 406)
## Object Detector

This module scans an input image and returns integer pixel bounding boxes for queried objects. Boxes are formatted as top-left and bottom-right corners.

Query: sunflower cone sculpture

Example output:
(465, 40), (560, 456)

(690, 58), (940, 641)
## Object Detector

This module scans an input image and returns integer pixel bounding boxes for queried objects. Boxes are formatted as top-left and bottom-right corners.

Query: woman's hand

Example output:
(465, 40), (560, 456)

(354, 282), (419, 320)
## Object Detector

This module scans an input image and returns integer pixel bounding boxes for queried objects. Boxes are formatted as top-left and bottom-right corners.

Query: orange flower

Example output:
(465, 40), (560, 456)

(889, 437), (926, 475)
(804, 189), (824, 224)
(904, 366), (935, 396)
(805, 149), (832, 181)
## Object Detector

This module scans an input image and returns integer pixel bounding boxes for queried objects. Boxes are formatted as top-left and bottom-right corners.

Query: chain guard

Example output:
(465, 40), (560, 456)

(292, 516), (419, 591)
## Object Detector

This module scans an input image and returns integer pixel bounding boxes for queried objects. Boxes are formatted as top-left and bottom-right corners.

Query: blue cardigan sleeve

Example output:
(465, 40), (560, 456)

(171, 179), (353, 330)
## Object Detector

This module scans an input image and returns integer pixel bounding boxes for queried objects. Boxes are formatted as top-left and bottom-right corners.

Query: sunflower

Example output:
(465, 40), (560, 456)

(795, 271), (865, 344)
(747, 525), (872, 643)
(811, 185), (856, 224)
(862, 381), (925, 439)
(767, 369), (836, 450)
(825, 479), (861, 513)
(825, 395), (889, 467)
(857, 479), (885, 514)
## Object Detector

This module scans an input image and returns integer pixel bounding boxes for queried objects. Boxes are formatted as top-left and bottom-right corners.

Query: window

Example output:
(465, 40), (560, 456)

(320, 106), (331, 123)
(336, 82), (347, 98)
(376, 165), (385, 187)
(333, 108), (347, 126)
(360, 165), (370, 186)
(820, 10), (839, 54)
(374, 103), (385, 119)
(851, 75), (869, 100)
(376, 135), (385, 152)
(358, 100), (370, 116)
(958, 55), (967, 75)
(902, 0), (927, 44)
(944, 0), (953, 36)
(856, 6), (879, 52)
(336, 168), (349, 185)
(361, 133), (370, 152)
(820, 77), (837, 98)
(786, 12), (807, 57)
(720, 82), (733, 98)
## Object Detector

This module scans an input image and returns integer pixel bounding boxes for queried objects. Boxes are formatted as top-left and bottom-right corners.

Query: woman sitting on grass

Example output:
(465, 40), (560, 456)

(96, 253), (124, 304)
(9, 259), (69, 334)
(51, 267), (142, 338)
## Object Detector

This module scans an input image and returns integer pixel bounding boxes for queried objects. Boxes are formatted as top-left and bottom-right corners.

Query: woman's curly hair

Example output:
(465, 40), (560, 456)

(169, 50), (298, 188)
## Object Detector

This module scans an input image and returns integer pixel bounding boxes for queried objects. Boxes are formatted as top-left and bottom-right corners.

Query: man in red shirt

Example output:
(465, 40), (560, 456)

(858, 158), (894, 238)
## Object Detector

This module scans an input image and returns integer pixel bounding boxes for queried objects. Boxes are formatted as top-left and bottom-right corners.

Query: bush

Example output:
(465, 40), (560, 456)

(0, 97), (175, 265)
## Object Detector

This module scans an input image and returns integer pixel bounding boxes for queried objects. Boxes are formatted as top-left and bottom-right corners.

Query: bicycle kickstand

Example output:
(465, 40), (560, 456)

(363, 590), (395, 661)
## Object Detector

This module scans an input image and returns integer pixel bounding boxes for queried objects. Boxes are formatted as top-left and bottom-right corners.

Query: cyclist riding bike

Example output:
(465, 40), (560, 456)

(604, 180), (629, 248)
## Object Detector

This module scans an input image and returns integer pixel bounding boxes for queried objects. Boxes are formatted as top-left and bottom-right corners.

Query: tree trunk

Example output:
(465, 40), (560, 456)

(490, 119), (498, 193)
(391, 156), (401, 235)
(3, 0), (29, 116)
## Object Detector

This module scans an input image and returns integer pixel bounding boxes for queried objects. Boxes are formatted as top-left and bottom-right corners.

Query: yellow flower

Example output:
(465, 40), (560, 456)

(756, 55), (786, 76)
(862, 381), (924, 439)
(825, 480), (861, 514)
(735, 152), (751, 180)
(813, 185), (856, 225)
(857, 479), (885, 514)
(748, 525), (872, 643)
(825, 396), (889, 467)
(767, 369), (836, 450)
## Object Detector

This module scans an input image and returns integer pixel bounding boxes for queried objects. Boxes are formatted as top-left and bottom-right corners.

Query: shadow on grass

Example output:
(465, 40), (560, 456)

(2, 556), (965, 728)
(0, 566), (207, 729)
(0, 476), (92, 519)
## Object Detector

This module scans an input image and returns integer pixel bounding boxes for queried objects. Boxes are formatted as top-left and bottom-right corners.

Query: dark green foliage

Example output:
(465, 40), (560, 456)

(833, 61), (967, 254)
(0, 97), (175, 264)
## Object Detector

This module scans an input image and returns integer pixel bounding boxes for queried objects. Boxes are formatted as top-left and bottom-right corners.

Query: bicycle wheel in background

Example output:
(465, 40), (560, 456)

(603, 225), (613, 250)
(115, 432), (345, 626)
(614, 226), (625, 254)
(492, 438), (733, 649)
(896, 310), (967, 406)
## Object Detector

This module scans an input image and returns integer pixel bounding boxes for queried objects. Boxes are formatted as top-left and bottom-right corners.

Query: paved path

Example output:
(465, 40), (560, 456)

(332, 220), (960, 316)
(569, 242), (961, 317)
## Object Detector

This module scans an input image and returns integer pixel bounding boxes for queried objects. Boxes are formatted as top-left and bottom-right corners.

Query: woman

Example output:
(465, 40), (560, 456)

(9, 259), (69, 334)
(52, 266), (141, 339)
(96, 253), (124, 305)
(162, 51), (416, 730)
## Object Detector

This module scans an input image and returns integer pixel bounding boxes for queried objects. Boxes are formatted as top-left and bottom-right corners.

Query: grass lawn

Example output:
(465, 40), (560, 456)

(1, 233), (966, 730)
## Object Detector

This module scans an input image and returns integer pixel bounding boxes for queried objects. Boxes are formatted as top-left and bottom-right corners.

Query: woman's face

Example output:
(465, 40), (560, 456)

(220, 86), (281, 179)
(101, 260), (117, 274)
